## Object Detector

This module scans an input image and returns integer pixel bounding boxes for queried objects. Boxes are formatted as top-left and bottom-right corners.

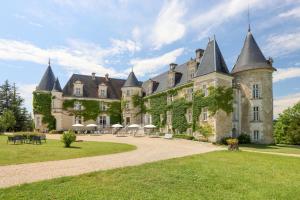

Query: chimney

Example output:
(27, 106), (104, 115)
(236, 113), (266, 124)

(105, 73), (109, 81)
(169, 63), (177, 71)
(195, 49), (204, 63)
(92, 72), (96, 80)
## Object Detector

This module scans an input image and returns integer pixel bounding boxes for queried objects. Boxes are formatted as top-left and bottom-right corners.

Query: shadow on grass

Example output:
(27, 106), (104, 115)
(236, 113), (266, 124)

(240, 144), (300, 150)
(64, 146), (82, 149)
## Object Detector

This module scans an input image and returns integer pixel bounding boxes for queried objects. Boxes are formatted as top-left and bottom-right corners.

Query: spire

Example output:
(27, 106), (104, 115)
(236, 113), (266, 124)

(36, 61), (56, 91)
(123, 71), (140, 87)
(247, 2), (251, 32)
(232, 31), (274, 74)
(52, 77), (62, 92)
(195, 36), (229, 77)
(48, 58), (51, 66)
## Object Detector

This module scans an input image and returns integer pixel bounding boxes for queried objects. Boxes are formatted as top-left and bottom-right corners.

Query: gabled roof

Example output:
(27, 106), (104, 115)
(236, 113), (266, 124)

(52, 78), (62, 92)
(36, 65), (56, 91)
(195, 38), (229, 77)
(232, 30), (274, 73)
(62, 74), (126, 99)
(123, 71), (141, 87)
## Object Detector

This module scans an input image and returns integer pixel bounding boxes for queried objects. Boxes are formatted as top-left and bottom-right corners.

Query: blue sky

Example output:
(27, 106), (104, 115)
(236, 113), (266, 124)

(0, 0), (300, 117)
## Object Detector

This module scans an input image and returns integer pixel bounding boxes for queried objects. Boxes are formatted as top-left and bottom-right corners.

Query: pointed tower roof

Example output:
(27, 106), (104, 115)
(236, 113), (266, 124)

(123, 71), (140, 87)
(36, 61), (56, 91)
(232, 30), (274, 74)
(195, 37), (229, 77)
(52, 78), (62, 92)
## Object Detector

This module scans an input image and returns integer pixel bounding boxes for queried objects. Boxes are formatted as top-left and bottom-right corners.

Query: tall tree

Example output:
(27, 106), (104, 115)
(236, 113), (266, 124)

(0, 110), (16, 132)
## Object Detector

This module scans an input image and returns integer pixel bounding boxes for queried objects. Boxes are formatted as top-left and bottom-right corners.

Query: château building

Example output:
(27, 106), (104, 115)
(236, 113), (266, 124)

(33, 28), (276, 144)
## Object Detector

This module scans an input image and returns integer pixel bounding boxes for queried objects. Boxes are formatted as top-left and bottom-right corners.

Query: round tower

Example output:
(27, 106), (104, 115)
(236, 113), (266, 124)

(232, 29), (276, 144)
(121, 70), (142, 125)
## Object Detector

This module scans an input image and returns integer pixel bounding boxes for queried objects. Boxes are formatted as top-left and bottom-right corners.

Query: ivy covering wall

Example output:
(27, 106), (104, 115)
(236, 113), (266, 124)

(33, 92), (56, 130)
(170, 98), (191, 133)
(63, 99), (121, 123)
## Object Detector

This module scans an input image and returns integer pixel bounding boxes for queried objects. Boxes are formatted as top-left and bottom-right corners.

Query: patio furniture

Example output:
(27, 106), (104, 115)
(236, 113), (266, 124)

(164, 133), (173, 139)
(7, 135), (25, 144)
(31, 135), (42, 144)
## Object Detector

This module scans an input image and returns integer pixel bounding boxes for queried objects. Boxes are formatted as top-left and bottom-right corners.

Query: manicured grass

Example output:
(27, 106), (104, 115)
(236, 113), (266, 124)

(240, 143), (300, 155)
(0, 135), (136, 166)
(1, 151), (299, 200)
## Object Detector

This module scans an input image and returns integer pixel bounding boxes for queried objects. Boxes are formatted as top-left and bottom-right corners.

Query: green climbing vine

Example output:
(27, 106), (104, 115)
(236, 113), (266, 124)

(192, 86), (233, 131)
(132, 94), (146, 115)
(170, 98), (191, 133)
(63, 99), (122, 123)
(147, 93), (168, 128)
(33, 92), (56, 130)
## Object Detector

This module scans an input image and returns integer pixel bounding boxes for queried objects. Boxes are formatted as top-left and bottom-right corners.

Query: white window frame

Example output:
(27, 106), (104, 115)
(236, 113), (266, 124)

(74, 102), (82, 111)
(202, 85), (208, 97)
(202, 107), (208, 121)
(75, 87), (81, 96)
(253, 106), (259, 121)
(75, 116), (82, 124)
(252, 84), (260, 99)
(253, 130), (260, 141)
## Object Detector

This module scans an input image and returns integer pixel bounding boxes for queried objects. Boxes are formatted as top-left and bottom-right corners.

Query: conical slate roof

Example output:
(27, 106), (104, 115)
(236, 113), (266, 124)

(36, 64), (56, 91)
(123, 71), (140, 87)
(52, 78), (62, 92)
(232, 30), (273, 74)
(195, 38), (229, 77)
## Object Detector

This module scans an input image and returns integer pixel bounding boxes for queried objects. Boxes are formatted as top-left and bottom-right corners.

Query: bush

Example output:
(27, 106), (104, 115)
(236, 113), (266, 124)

(226, 138), (239, 151)
(173, 134), (194, 140)
(237, 134), (251, 144)
(61, 130), (76, 147)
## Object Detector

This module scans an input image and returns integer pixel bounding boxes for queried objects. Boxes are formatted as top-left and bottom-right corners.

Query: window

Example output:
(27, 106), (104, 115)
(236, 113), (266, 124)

(75, 116), (82, 124)
(74, 102), (82, 110)
(253, 130), (260, 141)
(253, 106), (259, 121)
(100, 89), (106, 98)
(167, 111), (172, 124)
(75, 88), (81, 96)
(190, 69), (195, 79)
(98, 116), (106, 127)
(187, 109), (192, 123)
(202, 107), (208, 121)
(252, 84), (260, 99)
(126, 90), (130, 97)
(126, 117), (130, 125)
(36, 117), (40, 127)
(100, 102), (107, 111)
(202, 85), (208, 96)
(125, 102), (130, 109)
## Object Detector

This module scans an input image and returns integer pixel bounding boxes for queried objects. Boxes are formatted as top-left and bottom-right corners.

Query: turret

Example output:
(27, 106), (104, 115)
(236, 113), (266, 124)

(121, 70), (142, 125)
(232, 29), (276, 144)
(36, 59), (56, 92)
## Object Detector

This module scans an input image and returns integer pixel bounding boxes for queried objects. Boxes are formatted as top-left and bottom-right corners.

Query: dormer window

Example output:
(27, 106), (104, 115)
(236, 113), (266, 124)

(73, 80), (83, 97)
(98, 83), (107, 98)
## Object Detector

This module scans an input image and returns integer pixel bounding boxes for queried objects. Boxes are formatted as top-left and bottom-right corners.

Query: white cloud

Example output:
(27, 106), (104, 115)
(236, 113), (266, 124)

(274, 93), (300, 118)
(0, 38), (140, 78)
(130, 47), (184, 77)
(18, 83), (36, 113)
(151, 0), (186, 49)
(264, 31), (300, 57)
(273, 67), (300, 82)
(279, 6), (300, 19)
(190, 0), (272, 40)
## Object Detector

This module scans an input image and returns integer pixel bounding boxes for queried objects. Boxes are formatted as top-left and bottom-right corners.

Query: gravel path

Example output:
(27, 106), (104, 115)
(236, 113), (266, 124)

(0, 134), (221, 188)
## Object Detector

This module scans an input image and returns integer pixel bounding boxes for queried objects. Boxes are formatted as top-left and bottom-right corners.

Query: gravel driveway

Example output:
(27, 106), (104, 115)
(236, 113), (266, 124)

(0, 134), (221, 188)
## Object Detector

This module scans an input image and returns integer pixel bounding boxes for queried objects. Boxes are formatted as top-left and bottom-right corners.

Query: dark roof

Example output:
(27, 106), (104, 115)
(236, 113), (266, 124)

(36, 65), (56, 91)
(232, 31), (274, 73)
(123, 71), (141, 87)
(195, 38), (229, 77)
(62, 74), (126, 99)
(52, 78), (62, 92)
(142, 62), (192, 95)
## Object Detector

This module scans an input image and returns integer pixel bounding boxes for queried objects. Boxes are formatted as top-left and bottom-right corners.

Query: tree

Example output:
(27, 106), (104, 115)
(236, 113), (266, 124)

(0, 110), (16, 132)
(274, 102), (300, 144)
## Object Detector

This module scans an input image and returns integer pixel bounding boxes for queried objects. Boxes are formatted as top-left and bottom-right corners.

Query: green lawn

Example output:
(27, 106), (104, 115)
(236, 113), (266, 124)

(1, 151), (299, 200)
(0, 135), (136, 166)
(240, 144), (300, 155)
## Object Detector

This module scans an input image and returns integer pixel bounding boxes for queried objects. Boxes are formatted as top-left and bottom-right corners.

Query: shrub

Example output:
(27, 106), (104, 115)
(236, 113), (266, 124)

(173, 134), (194, 140)
(219, 136), (233, 145)
(237, 134), (251, 144)
(61, 130), (76, 147)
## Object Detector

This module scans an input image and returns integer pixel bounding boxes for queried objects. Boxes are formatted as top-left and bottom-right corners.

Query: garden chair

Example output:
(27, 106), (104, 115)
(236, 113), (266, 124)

(31, 135), (42, 145)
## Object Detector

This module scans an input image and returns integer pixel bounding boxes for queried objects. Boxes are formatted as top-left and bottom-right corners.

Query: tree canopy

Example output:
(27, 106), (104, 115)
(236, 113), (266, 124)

(274, 102), (300, 144)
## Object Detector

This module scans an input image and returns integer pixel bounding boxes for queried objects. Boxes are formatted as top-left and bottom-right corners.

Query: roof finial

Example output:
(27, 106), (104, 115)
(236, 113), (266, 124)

(247, 1), (251, 32)
(48, 58), (51, 66)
